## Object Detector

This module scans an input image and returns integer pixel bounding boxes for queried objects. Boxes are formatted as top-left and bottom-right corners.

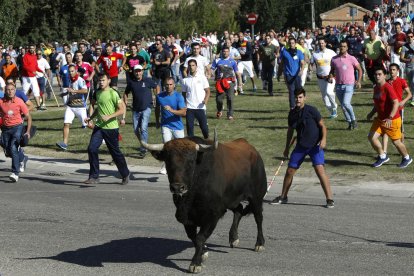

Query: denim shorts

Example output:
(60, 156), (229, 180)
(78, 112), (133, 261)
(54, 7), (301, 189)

(288, 144), (325, 169)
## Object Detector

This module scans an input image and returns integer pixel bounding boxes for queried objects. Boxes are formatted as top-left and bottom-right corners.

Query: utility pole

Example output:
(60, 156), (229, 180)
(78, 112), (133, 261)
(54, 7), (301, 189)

(311, 0), (315, 29)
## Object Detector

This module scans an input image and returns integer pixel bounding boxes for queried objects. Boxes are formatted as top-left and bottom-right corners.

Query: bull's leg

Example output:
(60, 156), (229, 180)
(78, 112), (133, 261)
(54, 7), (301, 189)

(250, 200), (265, 252)
(188, 220), (218, 274)
(229, 204), (244, 248)
(185, 224), (209, 262)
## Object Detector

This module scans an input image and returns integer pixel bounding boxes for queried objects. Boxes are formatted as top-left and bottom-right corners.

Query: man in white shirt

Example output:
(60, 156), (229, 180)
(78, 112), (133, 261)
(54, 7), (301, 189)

(183, 42), (211, 78)
(312, 38), (338, 118)
(36, 51), (51, 110)
(181, 59), (210, 138)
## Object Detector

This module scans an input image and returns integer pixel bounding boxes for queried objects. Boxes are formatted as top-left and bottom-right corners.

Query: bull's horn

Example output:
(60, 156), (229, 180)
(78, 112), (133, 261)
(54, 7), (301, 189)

(140, 140), (164, 151)
(195, 144), (212, 152)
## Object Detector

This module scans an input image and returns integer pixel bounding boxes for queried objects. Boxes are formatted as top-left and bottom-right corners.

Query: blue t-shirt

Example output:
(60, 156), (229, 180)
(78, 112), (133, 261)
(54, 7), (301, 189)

(288, 104), (322, 149)
(211, 58), (238, 79)
(280, 47), (304, 77)
(59, 64), (71, 87)
(125, 77), (158, 111)
(156, 91), (185, 131)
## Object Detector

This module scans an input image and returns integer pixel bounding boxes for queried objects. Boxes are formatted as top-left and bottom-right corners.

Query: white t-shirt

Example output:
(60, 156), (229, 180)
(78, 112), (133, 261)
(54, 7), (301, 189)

(181, 73), (209, 110)
(36, 58), (50, 78)
(184, 55), (210, 76)
(56, 52), (67, 67)
(312, 48), (337, 76)
(271, 38), (280, 48)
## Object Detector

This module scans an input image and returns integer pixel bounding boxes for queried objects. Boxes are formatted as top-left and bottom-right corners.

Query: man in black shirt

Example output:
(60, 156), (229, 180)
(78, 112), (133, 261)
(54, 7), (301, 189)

(151, 39), (171, 90)
(123, 64), (160, 157)
(270, 88), (334, 208)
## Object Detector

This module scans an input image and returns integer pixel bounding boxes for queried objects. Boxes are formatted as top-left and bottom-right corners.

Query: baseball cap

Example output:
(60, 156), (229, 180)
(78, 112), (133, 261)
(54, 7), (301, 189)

(134, 64), (143, 70)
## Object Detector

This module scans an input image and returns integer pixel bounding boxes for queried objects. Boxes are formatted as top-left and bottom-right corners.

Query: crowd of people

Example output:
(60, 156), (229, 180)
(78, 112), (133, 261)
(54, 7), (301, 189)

(0, 1), (412, 210)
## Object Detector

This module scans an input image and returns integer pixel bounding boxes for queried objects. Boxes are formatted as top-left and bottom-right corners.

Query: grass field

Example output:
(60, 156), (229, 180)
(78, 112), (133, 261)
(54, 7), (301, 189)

(26, 74), (414, 182)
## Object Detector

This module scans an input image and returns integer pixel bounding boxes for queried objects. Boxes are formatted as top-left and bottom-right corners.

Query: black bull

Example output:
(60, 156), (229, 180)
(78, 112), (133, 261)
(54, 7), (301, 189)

(141, 135), (267, 273)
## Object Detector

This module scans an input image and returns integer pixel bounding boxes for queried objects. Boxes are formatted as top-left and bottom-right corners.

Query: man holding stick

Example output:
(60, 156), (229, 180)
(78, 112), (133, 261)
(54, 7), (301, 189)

(270, 88), (334, 208)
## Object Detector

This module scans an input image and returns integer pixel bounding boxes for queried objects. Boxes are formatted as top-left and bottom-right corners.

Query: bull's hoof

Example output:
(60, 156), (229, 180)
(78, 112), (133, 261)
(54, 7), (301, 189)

(254, 245), (265, 252)
(230, 239), (240, 248)
(188, 264), (203, 273)
(201, 251), (209, 262)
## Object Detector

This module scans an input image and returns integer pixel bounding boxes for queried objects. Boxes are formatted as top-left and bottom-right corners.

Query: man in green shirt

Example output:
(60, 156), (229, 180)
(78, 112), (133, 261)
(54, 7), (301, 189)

(84, 72), (130, 185)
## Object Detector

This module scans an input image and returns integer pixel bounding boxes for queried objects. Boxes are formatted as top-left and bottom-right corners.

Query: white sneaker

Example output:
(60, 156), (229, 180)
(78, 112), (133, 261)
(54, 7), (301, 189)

(20, 155), (28, 172)
(159, 168), (167, 175)
(9, 173), (19, 182)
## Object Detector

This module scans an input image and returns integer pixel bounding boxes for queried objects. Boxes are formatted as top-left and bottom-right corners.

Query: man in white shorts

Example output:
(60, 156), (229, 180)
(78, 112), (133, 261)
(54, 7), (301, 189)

(312, 38), (338, 118)
(236, 31), (257, 93)
(56, 64), (88, 150)
(21, 44), (43, 109)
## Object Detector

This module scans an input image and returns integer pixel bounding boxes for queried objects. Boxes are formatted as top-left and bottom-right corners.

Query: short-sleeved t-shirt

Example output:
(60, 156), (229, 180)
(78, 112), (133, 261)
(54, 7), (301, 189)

(125, 77), (158, 111)
(211, 58), (238, 79)
(288, 104), (322, 149)
(67, 76), (88, 108)
(280, 47), (304, 77)
(181, 73), (209, 110)
(387, 77), (408, 102)
(312, 48), (337, 76)
(95, 88), (122, 129)
(156, 91), (185, 130)
(97, 53), (124, 78)
(76, 62), (94, 87)
(0, 97), (29, 127)
(126, 54), (145, 74)
(373, 82), (400, 120)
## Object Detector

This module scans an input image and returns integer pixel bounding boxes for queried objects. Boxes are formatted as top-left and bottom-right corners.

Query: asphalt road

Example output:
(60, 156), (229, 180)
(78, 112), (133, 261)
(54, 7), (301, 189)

(0, 157), (413, 275)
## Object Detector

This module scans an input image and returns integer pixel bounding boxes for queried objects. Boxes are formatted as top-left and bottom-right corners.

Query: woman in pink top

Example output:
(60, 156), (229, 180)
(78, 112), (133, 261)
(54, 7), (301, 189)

(329, 41), (363, 130)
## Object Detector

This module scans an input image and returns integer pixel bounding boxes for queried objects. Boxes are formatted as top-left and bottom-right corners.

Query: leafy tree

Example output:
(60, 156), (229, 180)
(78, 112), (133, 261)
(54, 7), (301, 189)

(0, 0), (29, 45)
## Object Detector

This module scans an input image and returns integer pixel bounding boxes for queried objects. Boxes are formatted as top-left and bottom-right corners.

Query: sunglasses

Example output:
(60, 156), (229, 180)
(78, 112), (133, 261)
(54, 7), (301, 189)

(409, 36), (414, 38)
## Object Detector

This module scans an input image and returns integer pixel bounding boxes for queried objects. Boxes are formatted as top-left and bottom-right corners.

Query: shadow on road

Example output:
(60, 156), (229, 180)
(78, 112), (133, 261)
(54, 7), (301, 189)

(24, 237), (192, 272)
(320, 229), (414, 249)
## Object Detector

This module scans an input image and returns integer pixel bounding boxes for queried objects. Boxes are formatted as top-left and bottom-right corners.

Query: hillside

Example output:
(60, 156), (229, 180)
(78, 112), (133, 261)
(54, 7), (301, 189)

(128, 0), (240, 16)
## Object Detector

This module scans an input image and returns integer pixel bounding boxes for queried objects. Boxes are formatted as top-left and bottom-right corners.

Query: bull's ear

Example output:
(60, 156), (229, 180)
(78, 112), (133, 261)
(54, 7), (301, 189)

(149, 150), (165, 161)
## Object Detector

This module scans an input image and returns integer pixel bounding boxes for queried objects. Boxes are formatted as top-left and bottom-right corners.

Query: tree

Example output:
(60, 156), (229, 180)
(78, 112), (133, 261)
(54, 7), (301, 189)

(0, 0), (29, 45)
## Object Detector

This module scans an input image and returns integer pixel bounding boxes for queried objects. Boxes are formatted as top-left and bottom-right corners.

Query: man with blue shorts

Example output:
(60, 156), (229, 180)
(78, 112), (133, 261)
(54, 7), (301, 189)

(270, 88), (335, 208)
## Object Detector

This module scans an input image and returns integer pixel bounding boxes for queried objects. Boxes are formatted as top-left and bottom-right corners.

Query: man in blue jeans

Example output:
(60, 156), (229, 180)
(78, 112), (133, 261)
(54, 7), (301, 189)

(329, 41), (363, 130)
(84, 72), (130, 185)
(270, 88), (334, 208)
(278, 37), (305, 109)
(0, 83), (32, 182)
(123, 64), (160, 158)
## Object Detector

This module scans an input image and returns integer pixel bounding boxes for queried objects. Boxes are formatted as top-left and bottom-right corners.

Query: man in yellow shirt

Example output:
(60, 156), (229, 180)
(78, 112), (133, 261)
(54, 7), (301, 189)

(363, 30), (387, 84)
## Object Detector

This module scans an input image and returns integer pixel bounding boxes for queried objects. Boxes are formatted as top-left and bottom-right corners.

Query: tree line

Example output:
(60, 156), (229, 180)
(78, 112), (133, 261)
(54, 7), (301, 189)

(0, 0), (366, 46)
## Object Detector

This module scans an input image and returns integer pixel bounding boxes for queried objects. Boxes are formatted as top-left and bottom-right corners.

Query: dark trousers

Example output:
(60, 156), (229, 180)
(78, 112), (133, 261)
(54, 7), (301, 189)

(262, 63), (274, 95)
(1, 124), (24, 175)
(186, 109), (209, 138)
(285, 74), (302, 109)
(87, 127), (129, 179)
(216, 82), (235, 117)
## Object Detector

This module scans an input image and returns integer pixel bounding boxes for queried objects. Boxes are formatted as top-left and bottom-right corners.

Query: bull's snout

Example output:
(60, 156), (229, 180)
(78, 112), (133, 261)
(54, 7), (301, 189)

(170, 182), (188, 195)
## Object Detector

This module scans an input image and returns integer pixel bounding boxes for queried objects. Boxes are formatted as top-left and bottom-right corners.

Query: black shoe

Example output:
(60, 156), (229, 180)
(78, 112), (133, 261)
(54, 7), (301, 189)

(269, 196), (288, 205)
(347, 122), (352, 130)
(326, 199), (335, 208)
(83, 178), (99, 184)
(121, 173), (130, 185)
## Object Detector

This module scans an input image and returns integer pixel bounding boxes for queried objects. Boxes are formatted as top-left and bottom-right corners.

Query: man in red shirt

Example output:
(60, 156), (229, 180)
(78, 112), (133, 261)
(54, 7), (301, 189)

(0, 83), (32, 182)
(21, 44), (43, 108)
(367, 67), (412, 168)
(381, 63), (412, 152)
(95, 44), (123, 89)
